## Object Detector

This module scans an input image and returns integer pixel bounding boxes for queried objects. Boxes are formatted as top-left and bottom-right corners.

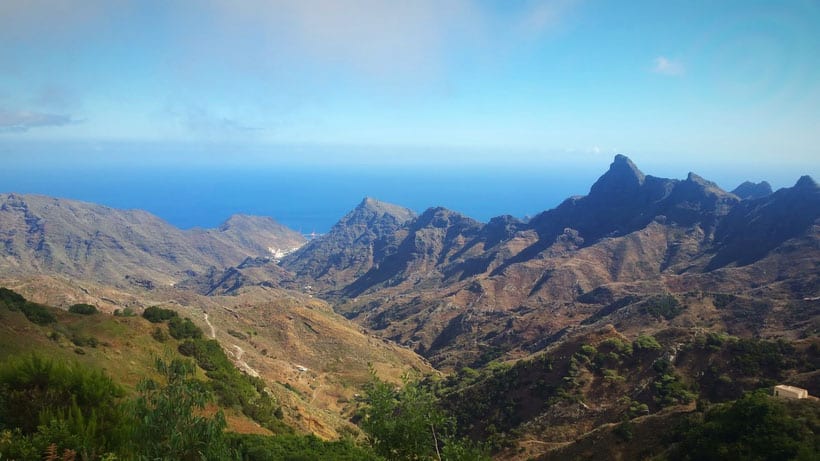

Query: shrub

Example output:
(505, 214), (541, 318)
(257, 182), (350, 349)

(0, 354), (127, 456)
(671, 392), (820, 461)
(644, 294), (683, 320)
(228, 433), (382, 461)
(361, 375), (489, 461)
(130, 357), (233, 460)
(655, 373), (695, 407)
(168, 316), (203, 340)
(633, 334), (662, 352)
(0, 287), (26, 309)
(614, 420), (634, 441)
(141, 306), (178, 323)
(68, 304), (98, 315)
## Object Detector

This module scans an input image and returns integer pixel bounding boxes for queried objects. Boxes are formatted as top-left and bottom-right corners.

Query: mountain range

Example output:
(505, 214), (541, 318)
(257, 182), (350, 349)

(1, 155), (817, 460)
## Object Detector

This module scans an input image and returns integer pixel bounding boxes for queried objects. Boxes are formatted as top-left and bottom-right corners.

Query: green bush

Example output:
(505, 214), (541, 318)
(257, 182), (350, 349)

(671, 392), (820, 461)
(141, 306), (178, 323)
(229, 433), (382, 461)
(168, 316), (203, 339)
(68, 303), (98, 315)
(177, 338), (287, 433)
(361, 375), (489, 461)
(633, 334), (662, 352)
(0, 287), (26, 309)
(644, 294), (683, 320)
(655, 373), (695, 407)
(0, 354), (127, 457)
(130, 357), (234, 460)
(1, 290), (59, 325)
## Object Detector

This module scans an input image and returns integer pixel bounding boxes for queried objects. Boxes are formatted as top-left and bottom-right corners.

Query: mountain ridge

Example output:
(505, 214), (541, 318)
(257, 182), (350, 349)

(0, 193), (305, 288)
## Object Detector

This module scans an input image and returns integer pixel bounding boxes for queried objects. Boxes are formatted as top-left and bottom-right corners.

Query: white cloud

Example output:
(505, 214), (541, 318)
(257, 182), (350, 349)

(652, 56), (685, 76)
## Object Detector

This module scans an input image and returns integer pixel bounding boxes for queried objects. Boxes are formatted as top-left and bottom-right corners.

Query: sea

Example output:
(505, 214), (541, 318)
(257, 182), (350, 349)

(0, 163), (602, 233)
(1, 144), (811, 234)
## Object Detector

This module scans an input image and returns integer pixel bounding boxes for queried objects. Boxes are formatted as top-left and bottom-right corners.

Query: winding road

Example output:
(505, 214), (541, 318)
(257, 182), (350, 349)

(203, 311), (260, 377)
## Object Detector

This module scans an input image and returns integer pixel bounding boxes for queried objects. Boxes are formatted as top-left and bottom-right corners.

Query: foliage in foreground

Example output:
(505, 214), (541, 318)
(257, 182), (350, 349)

(228, 433), (382, 461)
(0, 354), (127, 460)
(0, 354), (385, 461)
(360, 374), (490, 461)
(670, 392), (820, 461)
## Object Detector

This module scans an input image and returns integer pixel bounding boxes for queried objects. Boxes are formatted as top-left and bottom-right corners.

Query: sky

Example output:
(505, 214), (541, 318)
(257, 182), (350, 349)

(1, 0), (818, 177)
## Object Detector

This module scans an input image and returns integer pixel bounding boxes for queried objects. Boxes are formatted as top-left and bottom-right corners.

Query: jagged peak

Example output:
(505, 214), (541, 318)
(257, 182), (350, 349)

(414, 206), (480, 229)
(685, 172), (723, 190)
(794, 175), (817, 189)
(686, 172), (705, 183)
(731, 181), (773, 200)
(354, 197), (416, 222)
(589, 154), (645, 196)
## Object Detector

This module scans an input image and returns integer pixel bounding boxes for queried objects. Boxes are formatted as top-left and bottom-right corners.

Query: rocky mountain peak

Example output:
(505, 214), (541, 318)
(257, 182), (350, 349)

(347, 197), (416, 224)
(589, 155), (646, 197)
(731, 181), (773, 200)
(794, 175), (818, 190)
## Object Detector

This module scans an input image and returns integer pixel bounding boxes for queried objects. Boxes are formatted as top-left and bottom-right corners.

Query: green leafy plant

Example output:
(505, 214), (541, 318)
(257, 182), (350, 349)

(68, 304), (98, 315)
(141, 306), (178, 323)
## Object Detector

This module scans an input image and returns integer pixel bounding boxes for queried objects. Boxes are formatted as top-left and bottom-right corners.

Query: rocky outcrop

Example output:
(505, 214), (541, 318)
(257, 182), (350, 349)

(280, 197), (416, 290)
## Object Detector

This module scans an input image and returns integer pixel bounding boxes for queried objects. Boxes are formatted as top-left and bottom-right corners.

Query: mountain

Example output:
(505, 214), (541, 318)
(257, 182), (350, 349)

(1, 155), (818, 460)
(284, 156), (819, 369)
(731, 180), (773, 200)
(192, 213), (306, 258)
(281, 197), (416, 290)
(709, 175), (820, 269)
(0, 193), (305, 288)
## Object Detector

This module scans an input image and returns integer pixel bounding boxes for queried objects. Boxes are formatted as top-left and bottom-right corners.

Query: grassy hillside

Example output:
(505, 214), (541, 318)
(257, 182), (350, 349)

(0, 279), (433, 440)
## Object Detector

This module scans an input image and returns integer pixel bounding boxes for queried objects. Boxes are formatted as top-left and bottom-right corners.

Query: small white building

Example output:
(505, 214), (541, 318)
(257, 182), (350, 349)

(773, 384), (808, 400)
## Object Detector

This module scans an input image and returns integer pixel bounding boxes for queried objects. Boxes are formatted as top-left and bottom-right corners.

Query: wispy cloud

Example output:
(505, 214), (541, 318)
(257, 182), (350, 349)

(652, 56), (685, 76)
(0, 109), (76, 133)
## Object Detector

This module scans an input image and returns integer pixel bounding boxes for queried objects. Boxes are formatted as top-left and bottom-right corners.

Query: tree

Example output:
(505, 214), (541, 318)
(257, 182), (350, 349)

(141, 306), (178, 323)
(129, 357), (233, 460)
(360, 374), (488, 461)
(0, 354), (127, 459)
(68, 304), (98, 315)
(672, 392), (819, 461)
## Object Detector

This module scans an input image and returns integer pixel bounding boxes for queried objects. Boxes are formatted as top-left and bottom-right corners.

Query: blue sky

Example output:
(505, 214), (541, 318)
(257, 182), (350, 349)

(0, 0), (818, 175)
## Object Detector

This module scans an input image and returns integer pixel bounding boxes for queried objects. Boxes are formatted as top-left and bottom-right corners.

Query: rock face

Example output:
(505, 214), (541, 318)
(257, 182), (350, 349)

(280, 197), (416, 290)
(0, 193), (305, 288)
(283, 156), (819, 368)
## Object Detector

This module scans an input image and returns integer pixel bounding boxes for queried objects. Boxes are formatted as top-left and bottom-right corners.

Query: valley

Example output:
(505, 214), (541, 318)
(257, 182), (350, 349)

(1, 155), (818, 460)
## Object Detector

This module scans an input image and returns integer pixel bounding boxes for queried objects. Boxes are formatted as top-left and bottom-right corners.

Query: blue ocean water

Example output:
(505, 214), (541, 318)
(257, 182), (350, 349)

(0, 164), (601, 233)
